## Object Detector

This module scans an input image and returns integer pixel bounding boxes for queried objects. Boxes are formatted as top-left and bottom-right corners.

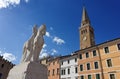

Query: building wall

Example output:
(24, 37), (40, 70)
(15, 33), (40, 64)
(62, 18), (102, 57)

(0, 56), (14, 79)
(48, 58), (60, 79)
(98, 40), (120, 79)
(77, 39), (120, 79)
(78, 47), (102, 79)
(60, 55), (78, 79)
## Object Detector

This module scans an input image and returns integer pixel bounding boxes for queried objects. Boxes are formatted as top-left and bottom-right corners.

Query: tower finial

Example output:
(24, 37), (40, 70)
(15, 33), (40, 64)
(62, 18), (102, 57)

(81, 6), (91, 27)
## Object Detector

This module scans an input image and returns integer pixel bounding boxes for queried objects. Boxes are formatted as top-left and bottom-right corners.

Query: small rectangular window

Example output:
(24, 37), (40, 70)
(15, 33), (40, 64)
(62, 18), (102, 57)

(61, 70), (64, 75)
(80, 75), (84, 79)
(93, 50), (97, 56)
(86, 52), (89, 58)
(110, 74), (115, 79)
(96, 74), (100, 79)
(88, 75), (91, 79)
(61, 62), (63, 65)
(94, 62), (99, 69)
(117, 43), (120, 50)
(75, 58), (77, 62)
(79, 54), (82, 59)
(75, 67), (78, 73)
(68, 68), (70, 74)
(63, 69), (66, 75)
(68, 60), (70, 64)
(87, 63), (90, 70)
(80, 65), (83, 71)
(104, 47), (109, 53)
(107, 59), (112, 67)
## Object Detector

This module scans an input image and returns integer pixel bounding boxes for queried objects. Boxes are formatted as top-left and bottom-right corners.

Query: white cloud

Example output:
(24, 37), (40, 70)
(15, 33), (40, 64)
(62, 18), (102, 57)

(53, 36), (65, 45)
(0, 50), (16, 62)
(2, 53), (16, 62)
(43, 44), (47, 48)
(46, 31), (50, 37)
(40, 52), (49, 59)
(0, 0), (30, 9)
(51, 49), (57, 55)
(40, 49), (49, 59)
(0, 0), (20, 9)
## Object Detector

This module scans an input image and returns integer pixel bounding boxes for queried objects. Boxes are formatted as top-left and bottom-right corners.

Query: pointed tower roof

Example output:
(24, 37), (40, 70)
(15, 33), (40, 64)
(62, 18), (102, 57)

(81, 6), (91, 27)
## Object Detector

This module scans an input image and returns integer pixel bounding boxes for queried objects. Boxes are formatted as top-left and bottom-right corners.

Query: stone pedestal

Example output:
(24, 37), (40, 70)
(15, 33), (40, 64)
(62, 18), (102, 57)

(7, 62), (48, 79)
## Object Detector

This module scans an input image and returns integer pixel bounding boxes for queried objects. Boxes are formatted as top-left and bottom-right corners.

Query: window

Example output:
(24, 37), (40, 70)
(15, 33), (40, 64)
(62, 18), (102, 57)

(64, 69), (66, 75)
(80, 65), (83, 71)
(96, 74), (100, 79)
(1, 64), (4, 68)
(107, 59), (112, 67)
(75, 58), (77, 62)
(48, 70), (50, 76)
(68, 60), (70, 64)
(68, 68), (70, 74)
(0, 73), (2, 79)
(93, 50), (97, 56)
(86, 52), (89, 58)
(52, 69), (55, 76)
(110, 74), (115, 79)
(88, 75), (91, 79)
(87, 63), (90, 70)
(61, 70), (63, 75)
(104, 47), (109, 53)
(57, 68), (59, 75)
(75, 67), (78, 73)
(61, 69), (65, 75)
(79, 54), (82, 59)
(117, 43), (120, 50)
(80, 75), (84, 79)
(94, 62), (99, 69)
(75, 77), (78, 79)
(61, 61), (63, 65)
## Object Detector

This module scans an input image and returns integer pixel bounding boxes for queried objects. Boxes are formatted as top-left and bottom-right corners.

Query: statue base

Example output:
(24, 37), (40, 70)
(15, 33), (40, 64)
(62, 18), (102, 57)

(7, 61), (48, 79)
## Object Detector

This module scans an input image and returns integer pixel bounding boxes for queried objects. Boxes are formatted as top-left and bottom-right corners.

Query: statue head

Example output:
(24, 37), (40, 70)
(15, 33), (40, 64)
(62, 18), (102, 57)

(32, 25), (38, 36)
(38, 24), (46, 36)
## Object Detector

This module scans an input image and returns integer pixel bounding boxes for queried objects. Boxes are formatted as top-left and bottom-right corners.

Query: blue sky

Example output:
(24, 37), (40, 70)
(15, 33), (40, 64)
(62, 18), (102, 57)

(0, 0), (120, 64)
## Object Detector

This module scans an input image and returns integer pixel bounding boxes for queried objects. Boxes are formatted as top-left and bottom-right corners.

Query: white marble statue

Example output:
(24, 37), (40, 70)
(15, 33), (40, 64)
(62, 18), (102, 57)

(21, 24), (46, 63)
(33, 24), (46, 62)
(7, 24), (47, 79)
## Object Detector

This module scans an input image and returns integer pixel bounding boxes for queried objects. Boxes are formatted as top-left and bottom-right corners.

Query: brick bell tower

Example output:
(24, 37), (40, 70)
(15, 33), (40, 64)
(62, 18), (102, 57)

(79, 6), (95, 49)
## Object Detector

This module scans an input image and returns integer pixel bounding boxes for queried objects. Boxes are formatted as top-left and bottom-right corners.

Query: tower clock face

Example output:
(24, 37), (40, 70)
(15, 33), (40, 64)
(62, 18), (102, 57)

(83, 36), (87, 41)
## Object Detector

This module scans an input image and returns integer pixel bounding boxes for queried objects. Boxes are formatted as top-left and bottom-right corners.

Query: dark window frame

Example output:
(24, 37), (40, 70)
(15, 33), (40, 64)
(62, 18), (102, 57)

(117, 43), (120, 50)
(94, 62), (99, 69)
(80, 64), (83, 71)
(104, 47), (109, 53)
(79, 54), (82, 59)
(96, 74), (100, 79)
(93, 50), (97, 56)
(86, 52), (89, 58)
(107, 59), (112, 67)
(87, 63), (90, 70)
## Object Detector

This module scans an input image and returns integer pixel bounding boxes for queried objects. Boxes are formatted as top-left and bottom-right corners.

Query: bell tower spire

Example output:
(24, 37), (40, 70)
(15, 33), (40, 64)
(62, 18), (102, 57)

(79, 6), (95, 49)
(81, 6), (91, 27)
